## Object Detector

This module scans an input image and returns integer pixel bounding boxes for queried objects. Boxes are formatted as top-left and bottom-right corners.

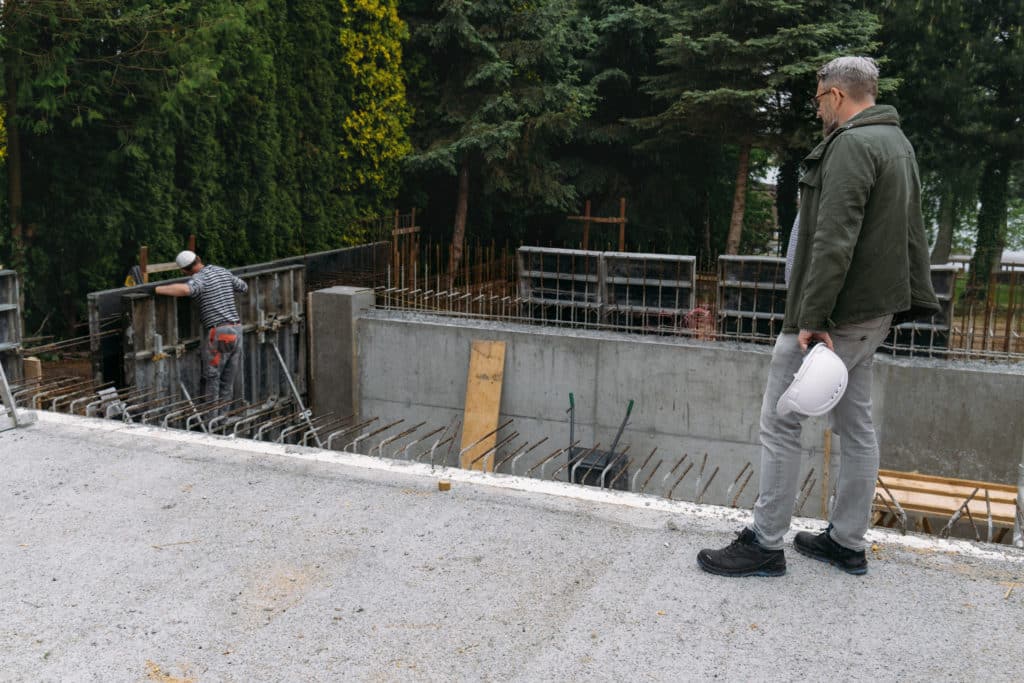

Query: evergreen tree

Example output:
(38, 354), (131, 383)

(339, 0), (413, 229)
(0, 1), (413, 333)
(402, 0), (596, 275)
(640, 0), (880, 254)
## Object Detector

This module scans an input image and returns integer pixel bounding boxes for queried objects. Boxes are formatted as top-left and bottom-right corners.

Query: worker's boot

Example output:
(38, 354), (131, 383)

(696, 528), (786, 577)
(793, 524), (868, 575)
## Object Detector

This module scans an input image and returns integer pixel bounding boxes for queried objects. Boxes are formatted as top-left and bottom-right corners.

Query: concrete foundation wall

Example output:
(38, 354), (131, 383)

(312, 293), (1024, 511)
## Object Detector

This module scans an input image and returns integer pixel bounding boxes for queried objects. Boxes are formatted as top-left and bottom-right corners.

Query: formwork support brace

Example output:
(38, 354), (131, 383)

(0, 361), (36, 431)
(268, 337), (321, 448)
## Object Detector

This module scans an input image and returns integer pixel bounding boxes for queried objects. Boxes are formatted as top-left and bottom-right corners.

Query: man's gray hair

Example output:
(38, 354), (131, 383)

(817, 56), (879, 101)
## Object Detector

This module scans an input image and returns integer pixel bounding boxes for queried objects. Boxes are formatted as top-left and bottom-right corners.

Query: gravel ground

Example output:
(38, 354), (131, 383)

(2, 415), (1023, 682)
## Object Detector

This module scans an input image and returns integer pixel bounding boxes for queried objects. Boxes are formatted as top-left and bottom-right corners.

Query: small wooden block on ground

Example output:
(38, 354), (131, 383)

(460, 340), (506, 471)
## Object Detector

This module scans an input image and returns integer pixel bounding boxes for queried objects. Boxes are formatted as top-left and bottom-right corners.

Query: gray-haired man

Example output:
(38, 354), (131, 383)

(698, 57), (939, 577)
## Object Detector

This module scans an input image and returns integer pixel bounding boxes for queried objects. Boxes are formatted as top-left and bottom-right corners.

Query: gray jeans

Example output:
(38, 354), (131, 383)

(201, 323), (244, 406)
(752, 315), (893, 551)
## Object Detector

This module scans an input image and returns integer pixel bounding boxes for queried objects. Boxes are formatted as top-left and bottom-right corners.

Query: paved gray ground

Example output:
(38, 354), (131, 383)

(2, 417), (1024, 682)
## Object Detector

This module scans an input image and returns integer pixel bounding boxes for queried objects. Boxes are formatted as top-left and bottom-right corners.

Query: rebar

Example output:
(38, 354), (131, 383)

(345, 419), (405, 453)
(660, 453), (689, 491)
(640, 460), (662, 494)
(309, 414), (355, 445)
(600, 446), (631, 488)
(551, 442), (593, 481)
(725, 462), (752, 500)
(161, 400), (212, 430)
(527, 442), (575, 477)
(457, 418), (515, 465)
(468, 431), (520, 470)
(495, 436), (547, 472)
(939, 487), (981, 538)
(187, 400), (239, 431)
(254, 410), (302, 441)
(608, 458), (634, 489)
(567, 443), (603, 484)
(696, 465), (720, 505)
(731, 469), (754, 508)
(667, 462), (695, 500)
(694, 453), (709, 498)
(207, 400), (255, 433)
(795, 477), (816, 516)
(279, 412), (336, 445)
(398, 425), (446, 460)
(49, 382), (102, 412)
(232, 404), (288, 438)
(326, 417), (378, 449)
(876, 476), (908, 533)
(501, 436), (544, 473)
(141, 397), (196, 425)
(630, 448), (658, 492)
(371, 421), (427, 458)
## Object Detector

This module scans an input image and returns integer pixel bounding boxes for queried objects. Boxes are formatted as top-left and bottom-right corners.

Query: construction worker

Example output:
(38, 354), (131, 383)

(155, 251), (248, 406)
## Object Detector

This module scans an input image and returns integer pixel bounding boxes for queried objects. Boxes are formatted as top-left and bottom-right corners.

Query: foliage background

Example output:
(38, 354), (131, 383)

(0, 0), (1020, 335)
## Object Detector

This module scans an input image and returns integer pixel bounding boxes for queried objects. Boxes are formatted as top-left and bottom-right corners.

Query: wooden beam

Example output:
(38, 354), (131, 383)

(460, 340), (506, 471)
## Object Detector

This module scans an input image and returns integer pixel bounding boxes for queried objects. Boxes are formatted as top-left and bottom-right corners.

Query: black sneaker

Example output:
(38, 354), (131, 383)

(793, 525), (868, 575)
(697, 528), (786, 577)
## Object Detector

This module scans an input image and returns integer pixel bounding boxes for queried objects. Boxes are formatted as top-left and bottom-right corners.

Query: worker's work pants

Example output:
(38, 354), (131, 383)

(751, 315), (893, 552)
(201, 323), (243, 408)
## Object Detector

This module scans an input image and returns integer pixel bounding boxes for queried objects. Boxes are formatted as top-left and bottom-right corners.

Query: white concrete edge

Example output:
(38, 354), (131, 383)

(33, 411), (1024, 564)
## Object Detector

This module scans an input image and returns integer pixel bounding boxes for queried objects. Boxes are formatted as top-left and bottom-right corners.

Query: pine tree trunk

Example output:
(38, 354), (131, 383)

(5, 69), (25, 271)
(776, 150), (800, 257)
(449, 156), (470, 287)
(930, 182), (956, 265)
(968, 156), (1009, 299)
(725, 142), (751, 255)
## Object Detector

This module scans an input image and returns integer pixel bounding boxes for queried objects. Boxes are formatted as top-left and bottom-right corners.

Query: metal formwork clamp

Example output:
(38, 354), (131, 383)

(152, 333), (167, 362)
(291, 301), (303, 335)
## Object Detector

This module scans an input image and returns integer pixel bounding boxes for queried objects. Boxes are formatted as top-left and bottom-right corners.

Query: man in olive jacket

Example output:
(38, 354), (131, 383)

(698, 57), (940, 577)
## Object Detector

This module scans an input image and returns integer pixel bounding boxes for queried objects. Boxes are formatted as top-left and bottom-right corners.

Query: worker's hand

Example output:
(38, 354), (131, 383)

(798, 329), (833, 352)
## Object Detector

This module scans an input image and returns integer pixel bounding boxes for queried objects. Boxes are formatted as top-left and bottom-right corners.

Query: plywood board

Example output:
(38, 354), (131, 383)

(460, 340), (506, 471)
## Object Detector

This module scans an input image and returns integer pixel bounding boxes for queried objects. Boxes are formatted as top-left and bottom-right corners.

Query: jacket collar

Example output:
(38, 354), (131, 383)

(804, 104), (901, 162)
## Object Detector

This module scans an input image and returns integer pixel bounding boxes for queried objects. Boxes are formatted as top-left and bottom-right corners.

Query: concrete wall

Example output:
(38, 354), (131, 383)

(874, 360), (1024, 482)
(312, 291), (1024, 512)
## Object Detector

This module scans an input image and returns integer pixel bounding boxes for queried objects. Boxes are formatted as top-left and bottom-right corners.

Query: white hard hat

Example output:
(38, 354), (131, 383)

(175, 250), (197, 269)
(776, 344), (849, 417)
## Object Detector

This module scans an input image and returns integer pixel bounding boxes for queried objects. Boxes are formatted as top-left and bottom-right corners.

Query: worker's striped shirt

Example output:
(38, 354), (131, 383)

(187, 265), (248, 329)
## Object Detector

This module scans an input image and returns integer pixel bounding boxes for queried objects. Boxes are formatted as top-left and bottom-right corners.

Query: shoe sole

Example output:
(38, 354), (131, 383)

(793, 543), (868, 575)
(696, 556), (786, 577)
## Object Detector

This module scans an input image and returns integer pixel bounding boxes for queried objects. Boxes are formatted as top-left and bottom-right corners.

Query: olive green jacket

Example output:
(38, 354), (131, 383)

(784, 105), (940, 332)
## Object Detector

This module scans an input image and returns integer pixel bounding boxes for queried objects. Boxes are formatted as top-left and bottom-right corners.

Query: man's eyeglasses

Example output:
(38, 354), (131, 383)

(810, 87), (843, 108)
